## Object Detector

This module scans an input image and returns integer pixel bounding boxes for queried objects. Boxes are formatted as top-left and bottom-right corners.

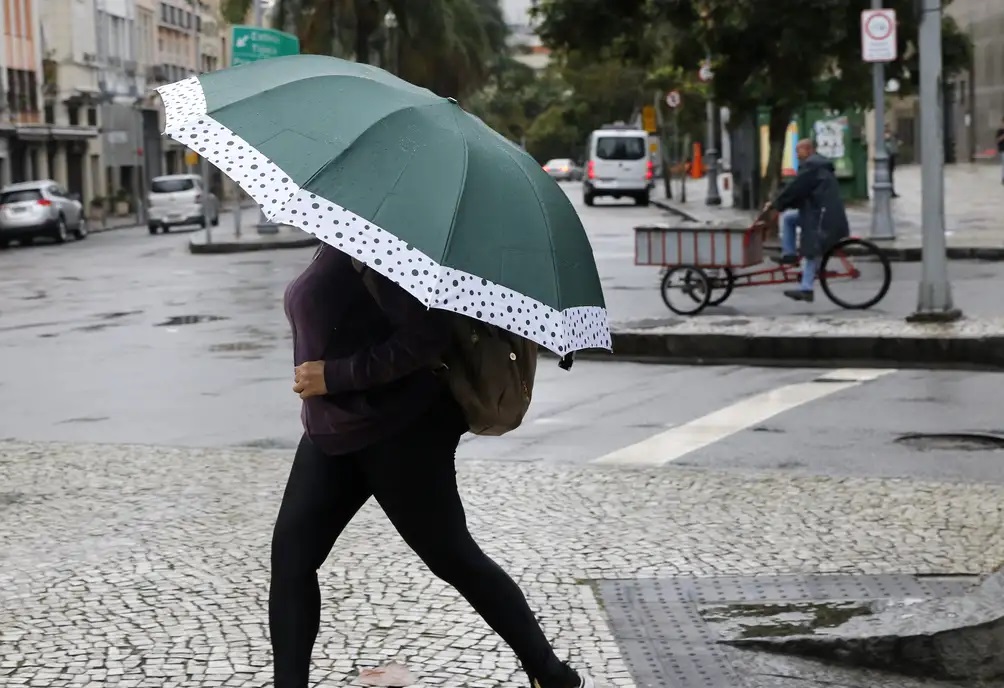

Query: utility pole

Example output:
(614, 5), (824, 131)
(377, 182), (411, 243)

(253, 0), (277, 233)
(702, 53), (721, 206)
(868, 0), (895, 240)
(908, 0), (960, 322)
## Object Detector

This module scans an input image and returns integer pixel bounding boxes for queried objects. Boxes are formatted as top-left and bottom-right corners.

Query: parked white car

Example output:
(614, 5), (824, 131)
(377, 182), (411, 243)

(582, 125), (654, 207)
(0, 180), (88, 247)
(147, 174), (219, 234)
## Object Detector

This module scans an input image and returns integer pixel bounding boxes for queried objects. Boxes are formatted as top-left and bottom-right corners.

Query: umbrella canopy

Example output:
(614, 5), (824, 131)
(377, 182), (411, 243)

(156, 55), (610, 356)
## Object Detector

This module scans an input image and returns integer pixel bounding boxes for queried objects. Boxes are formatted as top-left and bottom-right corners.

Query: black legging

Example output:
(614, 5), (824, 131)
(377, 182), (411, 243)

(269, 394), (564, 688)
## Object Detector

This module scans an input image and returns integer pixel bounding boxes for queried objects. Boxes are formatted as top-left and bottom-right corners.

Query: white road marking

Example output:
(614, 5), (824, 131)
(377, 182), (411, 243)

(592, 368), (896, 467)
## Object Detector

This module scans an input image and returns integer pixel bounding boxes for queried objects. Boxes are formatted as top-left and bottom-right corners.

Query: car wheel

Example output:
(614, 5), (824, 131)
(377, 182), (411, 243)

(148, 223), (159, 235)
(583, 193), (595, 206)
(635, 192), (650, 207)
(0, 239), (9, 249)
(73, 217), (89, 240)
(54, 217), (69, 243)
(199, 216), (207, 229)
(211, 213), (220, 227)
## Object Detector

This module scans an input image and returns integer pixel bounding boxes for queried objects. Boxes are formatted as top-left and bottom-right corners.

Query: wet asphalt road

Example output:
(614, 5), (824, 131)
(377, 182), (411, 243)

(2, 185), (1003, 484)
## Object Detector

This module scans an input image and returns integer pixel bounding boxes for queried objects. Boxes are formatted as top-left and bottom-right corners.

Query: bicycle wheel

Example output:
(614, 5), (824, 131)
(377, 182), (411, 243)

(820, 238), (892, 309)
(695, 267), (734, 306)
(661, 265), (711, 315)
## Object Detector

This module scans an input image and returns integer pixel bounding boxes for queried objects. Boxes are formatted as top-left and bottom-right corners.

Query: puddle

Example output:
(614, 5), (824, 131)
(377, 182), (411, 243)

(98, 310), (142, 320)
(156, 315), (227, 327)
(895, 432), (1004, 451)
(209, 341), (271, 353)
(75, 323), (118, 333)
(0, 492), (25, 507)
(22, 290), (47, 301)
(58, 416), (110, 424)
(702, 600), (875, 640)
(237, 438), (298, 450)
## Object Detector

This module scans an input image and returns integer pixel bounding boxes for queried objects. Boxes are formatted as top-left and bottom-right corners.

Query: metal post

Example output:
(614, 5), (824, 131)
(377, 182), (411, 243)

(869, 0), (895, 240)
(680, 131), (688, 204)
(252, 0), (274, 231)
(908, 0), (960, 322)
(704, 55), (721, 206)
(132, 105), (146, 225)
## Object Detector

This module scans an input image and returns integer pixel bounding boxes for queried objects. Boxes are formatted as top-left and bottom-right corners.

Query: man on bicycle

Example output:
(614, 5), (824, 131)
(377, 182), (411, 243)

(765, 138), (850, 302)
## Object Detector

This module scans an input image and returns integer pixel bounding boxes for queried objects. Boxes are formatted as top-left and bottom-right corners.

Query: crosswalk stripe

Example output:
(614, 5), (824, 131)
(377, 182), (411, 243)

(591, 368), (896, 467)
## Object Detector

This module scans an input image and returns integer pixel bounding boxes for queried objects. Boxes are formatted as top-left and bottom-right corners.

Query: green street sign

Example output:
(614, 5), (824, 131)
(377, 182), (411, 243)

(231, 25), (300, 66)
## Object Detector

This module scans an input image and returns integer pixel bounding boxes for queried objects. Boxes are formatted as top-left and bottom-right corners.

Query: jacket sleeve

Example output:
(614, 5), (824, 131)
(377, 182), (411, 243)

(773, 166), (817, 211)
(323, 270), (452, 393)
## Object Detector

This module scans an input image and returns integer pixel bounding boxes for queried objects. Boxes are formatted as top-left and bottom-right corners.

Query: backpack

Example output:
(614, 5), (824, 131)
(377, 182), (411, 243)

(352, 260), (538, 436)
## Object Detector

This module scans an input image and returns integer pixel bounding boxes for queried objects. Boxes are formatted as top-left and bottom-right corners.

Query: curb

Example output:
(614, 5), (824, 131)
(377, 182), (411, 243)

(189, 234), (318, 254)
(651, 198), (702, 222)
(596, 330), (1004, 370)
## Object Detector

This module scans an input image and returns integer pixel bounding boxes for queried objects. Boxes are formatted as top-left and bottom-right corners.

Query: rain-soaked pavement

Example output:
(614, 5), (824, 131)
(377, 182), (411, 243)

(3, 188), (1004, 688)
(1, 189), (1003, 484)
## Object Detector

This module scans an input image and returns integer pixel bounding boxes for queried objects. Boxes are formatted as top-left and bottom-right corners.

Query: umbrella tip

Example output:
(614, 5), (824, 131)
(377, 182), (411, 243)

(447, 97), (458, 105)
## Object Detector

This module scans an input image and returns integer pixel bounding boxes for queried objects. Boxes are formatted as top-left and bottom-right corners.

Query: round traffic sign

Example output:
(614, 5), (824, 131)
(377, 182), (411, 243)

(863, 11), (893, 40)
(665, 90), (682, 108)
(698, 63), (713, 82)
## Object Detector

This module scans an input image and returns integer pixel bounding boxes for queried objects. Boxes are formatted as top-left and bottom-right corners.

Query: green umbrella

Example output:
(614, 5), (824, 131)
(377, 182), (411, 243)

(156, 54), (609, 355)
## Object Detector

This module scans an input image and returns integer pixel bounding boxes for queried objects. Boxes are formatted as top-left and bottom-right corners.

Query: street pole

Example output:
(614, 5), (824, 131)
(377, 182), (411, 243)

(704, 54), (721, 206)
(908, 0), (960, 322)
(254, 0), (276, 232)
(655, 92), (671, 200)
(132, 105), (145, 225)
(869, 0), (895, 240)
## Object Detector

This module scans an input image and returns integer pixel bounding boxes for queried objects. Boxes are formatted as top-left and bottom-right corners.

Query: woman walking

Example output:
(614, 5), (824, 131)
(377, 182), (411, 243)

(273, 245), (594, 688)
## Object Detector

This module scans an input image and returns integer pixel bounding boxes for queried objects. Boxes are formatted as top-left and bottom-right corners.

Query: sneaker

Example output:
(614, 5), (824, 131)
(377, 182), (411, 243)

(783, 289), (814, 302)
(775, 254), (799, 265)
(530, 662), (595, 688)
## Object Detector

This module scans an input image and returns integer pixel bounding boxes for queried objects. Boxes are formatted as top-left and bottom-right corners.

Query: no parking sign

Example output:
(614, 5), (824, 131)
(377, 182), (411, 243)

(861, 9), (897, 62)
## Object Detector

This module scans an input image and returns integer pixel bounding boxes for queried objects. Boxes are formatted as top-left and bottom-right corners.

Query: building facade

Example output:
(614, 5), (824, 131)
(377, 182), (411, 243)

(946, 0), (1004, 161)
(5, 0), (231, 202)
(1, 0), (46, 187)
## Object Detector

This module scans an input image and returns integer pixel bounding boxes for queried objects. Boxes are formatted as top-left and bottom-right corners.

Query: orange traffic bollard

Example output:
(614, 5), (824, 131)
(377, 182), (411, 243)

(690, 142), (703, 178)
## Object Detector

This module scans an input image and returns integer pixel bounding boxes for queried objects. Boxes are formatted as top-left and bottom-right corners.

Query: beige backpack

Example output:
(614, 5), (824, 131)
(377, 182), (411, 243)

(353, 260), (537, 435)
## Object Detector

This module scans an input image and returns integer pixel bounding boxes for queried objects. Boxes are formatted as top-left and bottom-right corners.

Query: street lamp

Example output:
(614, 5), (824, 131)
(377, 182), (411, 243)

(384, 10), (398, 75)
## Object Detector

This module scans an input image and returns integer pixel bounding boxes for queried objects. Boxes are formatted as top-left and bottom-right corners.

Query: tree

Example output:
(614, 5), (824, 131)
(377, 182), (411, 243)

(533, 0), (973, 200)
(221, 0), (507, 101)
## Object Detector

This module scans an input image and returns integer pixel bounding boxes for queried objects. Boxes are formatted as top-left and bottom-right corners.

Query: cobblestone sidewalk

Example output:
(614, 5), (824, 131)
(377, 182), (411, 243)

(2, 441), (1003, 688)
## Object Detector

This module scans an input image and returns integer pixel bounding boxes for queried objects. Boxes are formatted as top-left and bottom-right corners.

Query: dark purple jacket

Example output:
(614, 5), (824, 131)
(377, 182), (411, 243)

(284, 245), (452, 455)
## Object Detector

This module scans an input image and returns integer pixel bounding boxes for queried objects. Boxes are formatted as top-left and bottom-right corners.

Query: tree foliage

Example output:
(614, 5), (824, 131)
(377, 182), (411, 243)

(533, 0), (973, 199)
(220, 0), (507, 101)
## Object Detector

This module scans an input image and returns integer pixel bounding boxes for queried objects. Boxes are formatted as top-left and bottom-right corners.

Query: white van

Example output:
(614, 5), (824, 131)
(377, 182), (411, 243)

(583, 125), (653, 206)
(147, 174), (219, 234)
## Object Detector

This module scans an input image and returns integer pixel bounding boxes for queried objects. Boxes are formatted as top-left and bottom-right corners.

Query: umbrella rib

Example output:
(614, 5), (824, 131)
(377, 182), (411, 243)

(437, 105), (471, 294)
(489, 135), (562, 314)
(291, 101), (441, 206)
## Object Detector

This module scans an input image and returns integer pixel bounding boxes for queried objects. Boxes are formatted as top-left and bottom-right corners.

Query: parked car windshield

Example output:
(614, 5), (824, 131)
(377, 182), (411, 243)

(1, 189), (43, 204)
(151, 178), (196, 193)
(595, 137), (646, 161)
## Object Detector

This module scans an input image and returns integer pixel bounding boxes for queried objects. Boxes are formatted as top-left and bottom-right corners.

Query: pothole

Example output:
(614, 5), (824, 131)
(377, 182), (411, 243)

(895, 432), (1004, 451)
(156, 315), (227, 327)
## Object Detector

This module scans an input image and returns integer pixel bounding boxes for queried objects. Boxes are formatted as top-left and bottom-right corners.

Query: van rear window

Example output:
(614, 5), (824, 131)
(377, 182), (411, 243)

(151, 178), (195, 193)
(596, 136), (646, 161)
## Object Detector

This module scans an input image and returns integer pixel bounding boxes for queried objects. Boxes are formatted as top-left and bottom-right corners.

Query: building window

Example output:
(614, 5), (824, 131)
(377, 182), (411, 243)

(68, 106), (80, 126)
(87, 107), (98, 127)
(44, 104), (55, 123)
(161, 2), (168, 21)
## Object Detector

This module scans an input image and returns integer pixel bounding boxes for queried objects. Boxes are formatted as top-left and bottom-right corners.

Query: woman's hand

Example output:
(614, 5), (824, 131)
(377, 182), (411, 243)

(293, 361), (327, 399)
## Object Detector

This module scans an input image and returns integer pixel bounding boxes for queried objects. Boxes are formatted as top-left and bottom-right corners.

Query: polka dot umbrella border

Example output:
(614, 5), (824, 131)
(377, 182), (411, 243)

(155, 76), (611, 357)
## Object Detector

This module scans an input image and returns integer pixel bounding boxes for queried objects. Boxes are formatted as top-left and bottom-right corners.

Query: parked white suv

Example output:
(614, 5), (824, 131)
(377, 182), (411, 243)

(0, 180), (88, 247)
(582, 126), (654, 207)
(147, 174), (219, 234)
